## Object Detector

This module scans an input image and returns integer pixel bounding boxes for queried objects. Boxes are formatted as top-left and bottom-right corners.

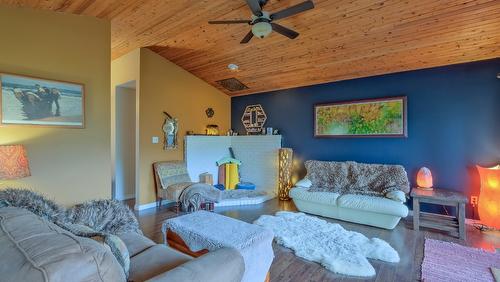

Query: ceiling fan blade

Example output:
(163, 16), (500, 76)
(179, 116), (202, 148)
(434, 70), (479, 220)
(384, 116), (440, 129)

(270, 0), (314, 21)
(240, 30), (254, 44)
(246, 0), (263, 16)
(208, 20), (251, 24)
(271, 23), (299, 39)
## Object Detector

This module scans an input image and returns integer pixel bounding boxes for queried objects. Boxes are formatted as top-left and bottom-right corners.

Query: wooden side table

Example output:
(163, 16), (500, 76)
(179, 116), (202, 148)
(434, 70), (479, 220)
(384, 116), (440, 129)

(411, 188), (468, 240)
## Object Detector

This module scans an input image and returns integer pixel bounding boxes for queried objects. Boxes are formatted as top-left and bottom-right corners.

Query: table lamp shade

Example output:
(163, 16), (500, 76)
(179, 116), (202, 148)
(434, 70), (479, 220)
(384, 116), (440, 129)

(0, 145), (31, 180)
(476, 165), (500, 229)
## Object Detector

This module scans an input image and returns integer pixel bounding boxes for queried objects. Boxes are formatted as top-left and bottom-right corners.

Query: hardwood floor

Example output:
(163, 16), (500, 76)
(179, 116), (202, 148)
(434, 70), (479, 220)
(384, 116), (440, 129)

(131, 199), (499, 282)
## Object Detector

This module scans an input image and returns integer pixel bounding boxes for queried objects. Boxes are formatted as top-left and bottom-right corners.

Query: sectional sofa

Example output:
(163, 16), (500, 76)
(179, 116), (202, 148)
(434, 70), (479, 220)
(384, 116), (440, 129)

(0, 207), (244, 282)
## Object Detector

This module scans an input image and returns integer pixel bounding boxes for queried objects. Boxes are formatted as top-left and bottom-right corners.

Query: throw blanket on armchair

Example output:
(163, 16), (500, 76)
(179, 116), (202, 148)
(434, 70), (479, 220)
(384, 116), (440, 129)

(176, 183), (267, 212)
(178, 183), (222, 212)
(305, 160), (410, 197)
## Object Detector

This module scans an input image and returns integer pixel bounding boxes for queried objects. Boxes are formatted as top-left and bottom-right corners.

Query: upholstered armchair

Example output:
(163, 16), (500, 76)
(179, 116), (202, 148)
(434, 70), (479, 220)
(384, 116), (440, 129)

(153, 161), (193, 210)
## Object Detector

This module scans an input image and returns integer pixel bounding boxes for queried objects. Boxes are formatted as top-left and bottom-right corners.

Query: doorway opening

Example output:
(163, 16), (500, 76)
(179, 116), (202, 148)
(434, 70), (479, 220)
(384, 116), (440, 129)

(113, 81), (137, 205)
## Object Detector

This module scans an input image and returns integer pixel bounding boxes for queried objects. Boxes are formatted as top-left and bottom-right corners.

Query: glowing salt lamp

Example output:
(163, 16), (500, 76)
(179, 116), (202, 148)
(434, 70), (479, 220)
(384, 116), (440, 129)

(416, 167), (433, 190)
(476, 165), (500, 229)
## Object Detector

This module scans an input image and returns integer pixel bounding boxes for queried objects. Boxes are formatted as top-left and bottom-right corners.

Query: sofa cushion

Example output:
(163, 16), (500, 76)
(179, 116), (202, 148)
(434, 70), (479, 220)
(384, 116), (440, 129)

(337, 194), (409, 217)
(0, 207), (125, 282)
(385, 190), (406, 203)
(117, 231), (156, 257)
(148, 248), (245, 282)
(294, 178), (312, 188)
(128, 244), (192, 282)
(289, 187), (340, 206)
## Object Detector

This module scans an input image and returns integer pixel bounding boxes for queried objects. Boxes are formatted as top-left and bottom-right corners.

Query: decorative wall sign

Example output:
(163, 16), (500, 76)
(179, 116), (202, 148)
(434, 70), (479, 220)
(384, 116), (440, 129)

(162, 111), (179, 149)
(205, 107), (214, 118)
(314, 96), (407, 137)
(0, 73), (84, 128)
(241, 104), (267, 134)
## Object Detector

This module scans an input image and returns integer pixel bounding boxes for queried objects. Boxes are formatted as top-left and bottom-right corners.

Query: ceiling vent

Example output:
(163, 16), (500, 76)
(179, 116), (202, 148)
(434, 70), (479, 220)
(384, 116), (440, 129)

(216, 78), (249, 92)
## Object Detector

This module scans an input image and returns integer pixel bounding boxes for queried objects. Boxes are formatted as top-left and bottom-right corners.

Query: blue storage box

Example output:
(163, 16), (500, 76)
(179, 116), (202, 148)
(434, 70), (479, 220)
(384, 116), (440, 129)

(214, 184), (225, 190)
(236, 182), (256, 190)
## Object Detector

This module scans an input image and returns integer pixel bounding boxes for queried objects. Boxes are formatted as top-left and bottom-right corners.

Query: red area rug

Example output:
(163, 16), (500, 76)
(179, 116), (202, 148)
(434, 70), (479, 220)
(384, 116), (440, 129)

(422, 238), (500, 282)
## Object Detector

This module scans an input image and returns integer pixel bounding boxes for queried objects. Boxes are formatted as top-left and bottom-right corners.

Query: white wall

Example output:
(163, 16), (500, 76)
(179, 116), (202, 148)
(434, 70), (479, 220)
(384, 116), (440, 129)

(185, 135), (282, 196)
(231, 135), (281, 194)
(185, 136), (231, 183)
(115, 85), (136, 200)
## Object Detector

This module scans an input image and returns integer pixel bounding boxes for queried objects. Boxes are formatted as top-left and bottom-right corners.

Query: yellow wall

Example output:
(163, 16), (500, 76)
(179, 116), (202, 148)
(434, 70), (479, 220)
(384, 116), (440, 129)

(111, 49), (140, 202)
(138, 48), (230, 205)
(0, 6), (111, 206)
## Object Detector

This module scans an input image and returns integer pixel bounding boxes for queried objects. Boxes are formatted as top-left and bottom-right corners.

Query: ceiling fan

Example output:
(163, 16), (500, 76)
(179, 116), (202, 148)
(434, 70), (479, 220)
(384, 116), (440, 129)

(208, 0), (314, 43)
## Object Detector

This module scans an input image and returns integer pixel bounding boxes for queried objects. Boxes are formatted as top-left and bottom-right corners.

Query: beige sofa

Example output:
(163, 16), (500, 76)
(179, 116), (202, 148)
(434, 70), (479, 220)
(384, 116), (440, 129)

(290, 160), (409, 230)
(290, 186), (408, 229)
(0, 207), (244, 282)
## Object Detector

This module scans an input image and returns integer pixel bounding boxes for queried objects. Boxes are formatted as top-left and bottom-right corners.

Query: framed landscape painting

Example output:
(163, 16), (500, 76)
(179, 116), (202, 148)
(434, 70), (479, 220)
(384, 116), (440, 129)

(0, 73), (84, 128)
(314, 96), (407, 137)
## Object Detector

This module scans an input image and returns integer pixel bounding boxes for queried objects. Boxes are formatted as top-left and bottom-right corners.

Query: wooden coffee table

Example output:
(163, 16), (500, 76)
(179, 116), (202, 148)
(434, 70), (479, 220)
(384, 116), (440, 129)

(411, 187), (468, 240)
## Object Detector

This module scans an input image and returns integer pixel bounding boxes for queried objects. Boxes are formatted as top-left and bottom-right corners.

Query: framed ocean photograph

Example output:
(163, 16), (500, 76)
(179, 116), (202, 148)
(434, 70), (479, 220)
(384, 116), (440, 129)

(0, 73), (84, 128)
(314, 96), (407, 137)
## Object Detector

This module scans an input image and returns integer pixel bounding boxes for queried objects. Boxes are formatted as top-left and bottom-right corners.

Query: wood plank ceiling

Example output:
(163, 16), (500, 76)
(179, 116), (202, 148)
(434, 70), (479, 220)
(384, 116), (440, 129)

(2, 0), (499, 96)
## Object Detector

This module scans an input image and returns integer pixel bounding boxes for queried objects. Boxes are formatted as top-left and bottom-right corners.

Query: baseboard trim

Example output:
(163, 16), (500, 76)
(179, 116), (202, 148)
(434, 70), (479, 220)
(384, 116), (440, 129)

(134, 200), (174, 211)
(116, 194), (135, 201)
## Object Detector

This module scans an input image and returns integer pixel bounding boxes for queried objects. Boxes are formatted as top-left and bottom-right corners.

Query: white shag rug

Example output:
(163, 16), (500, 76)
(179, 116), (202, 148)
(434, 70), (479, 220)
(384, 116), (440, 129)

(254, 212), (400, 277)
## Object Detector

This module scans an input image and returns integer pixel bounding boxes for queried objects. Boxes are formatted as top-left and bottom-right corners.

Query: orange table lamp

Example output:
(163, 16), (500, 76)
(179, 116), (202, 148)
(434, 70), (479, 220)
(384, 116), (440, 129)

(0, 145), (30, 180)
(476, 165), (500, 229)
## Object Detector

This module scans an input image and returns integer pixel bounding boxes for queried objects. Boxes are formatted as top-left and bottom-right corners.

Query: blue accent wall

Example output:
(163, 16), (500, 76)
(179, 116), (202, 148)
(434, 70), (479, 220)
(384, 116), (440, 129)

(231, 59), (500, 216)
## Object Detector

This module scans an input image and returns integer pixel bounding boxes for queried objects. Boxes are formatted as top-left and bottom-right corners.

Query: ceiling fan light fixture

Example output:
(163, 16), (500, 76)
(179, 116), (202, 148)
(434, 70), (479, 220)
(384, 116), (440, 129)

(228, 63), (239, 71)
(252, 22), (272, 38)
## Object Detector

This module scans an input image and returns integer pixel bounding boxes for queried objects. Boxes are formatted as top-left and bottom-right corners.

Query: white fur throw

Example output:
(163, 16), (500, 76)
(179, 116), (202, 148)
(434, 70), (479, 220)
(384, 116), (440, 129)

(305, 160), (410, 196)
(254, 212), (400, 277)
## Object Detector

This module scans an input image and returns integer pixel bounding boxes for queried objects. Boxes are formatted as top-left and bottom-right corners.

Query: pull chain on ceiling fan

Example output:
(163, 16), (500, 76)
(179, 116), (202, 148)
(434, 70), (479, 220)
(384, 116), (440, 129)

(208, 0), (314, 44)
